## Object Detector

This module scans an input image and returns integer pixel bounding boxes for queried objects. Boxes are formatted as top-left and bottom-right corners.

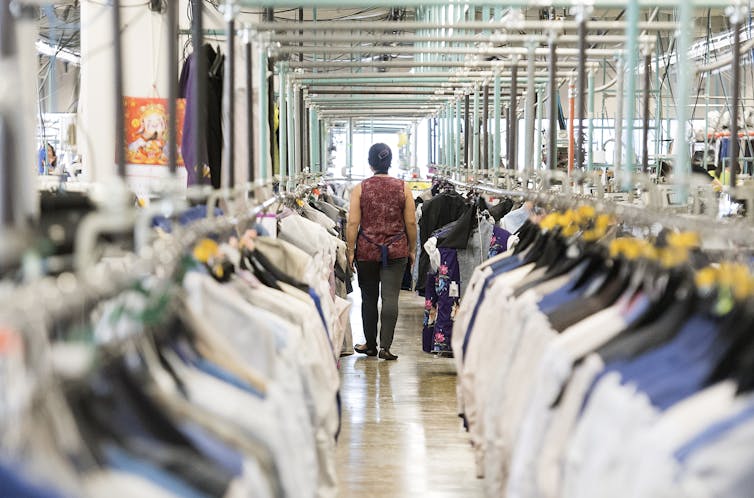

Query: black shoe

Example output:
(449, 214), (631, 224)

(379, 349), (398, 360)
(354, 344), (378, 356)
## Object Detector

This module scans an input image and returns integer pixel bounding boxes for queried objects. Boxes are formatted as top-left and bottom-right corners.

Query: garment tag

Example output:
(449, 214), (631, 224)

(259, 213), (278, 238)
(449, 281), (460, 298)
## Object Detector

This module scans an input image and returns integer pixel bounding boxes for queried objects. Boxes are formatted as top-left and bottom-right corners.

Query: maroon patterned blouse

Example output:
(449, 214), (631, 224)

(356, 175), (409, 262)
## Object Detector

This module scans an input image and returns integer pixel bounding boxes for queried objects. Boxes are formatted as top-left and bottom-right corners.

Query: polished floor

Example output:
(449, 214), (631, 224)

(336, 289), (483, 497)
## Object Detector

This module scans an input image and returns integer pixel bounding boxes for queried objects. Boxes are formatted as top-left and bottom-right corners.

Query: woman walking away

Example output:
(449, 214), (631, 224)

(347, 143), (417, 360)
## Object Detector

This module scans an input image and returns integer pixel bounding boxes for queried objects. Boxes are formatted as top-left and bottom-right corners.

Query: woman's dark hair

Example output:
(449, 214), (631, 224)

(368, 143), (392, 173)
(45, 143), (57, 167)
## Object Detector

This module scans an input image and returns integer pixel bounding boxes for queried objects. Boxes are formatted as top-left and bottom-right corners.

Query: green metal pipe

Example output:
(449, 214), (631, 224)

(298, 77), (553, 85)
(308, 93), (450, 99)
(535, 85), (543, 169)
(473, 84), (480, 171)
(279, 63), (288, 185)
(674, 0), (693, 199)
(622, 0), (639, 186)
(446, 104), (456, 167)
(655, 33), (664, 158)
(309, 107), (316, 172)
(286, 81), (295, 178)
(238, 0), (735, 8)
(346, 118), (353, 177)
(456, 98), (462, 172)
(445, 104), (452, 167)
(437, 5), (452, 70)
(587, 69), (595, 171)
(258, 45), (269, 181)
(494, 70), (502, 175)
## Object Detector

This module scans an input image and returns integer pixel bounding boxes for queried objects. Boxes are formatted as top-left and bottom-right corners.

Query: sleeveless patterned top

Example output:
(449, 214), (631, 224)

(356, 175), (409, 263)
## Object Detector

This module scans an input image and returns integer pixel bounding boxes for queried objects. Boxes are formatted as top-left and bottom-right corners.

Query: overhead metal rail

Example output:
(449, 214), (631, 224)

(286, 60), (585, 69)
(249, 19), (694, 32)
(267, 33), (657, 45)
(271, 45), (622, 57)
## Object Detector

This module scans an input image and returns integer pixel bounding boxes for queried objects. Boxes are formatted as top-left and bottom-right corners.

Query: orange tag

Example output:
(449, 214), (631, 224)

(0, 329), (22, 355)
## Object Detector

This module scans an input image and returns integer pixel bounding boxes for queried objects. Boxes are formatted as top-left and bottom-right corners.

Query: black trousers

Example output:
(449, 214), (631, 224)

(356, 257), (407, 351)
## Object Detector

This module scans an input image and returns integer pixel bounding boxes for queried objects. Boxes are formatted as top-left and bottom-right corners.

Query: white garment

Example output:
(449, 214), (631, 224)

(165, 353), (313, 498)
(301, 202), (338, 235)
(482, 290), (555, 496)
(676, 403), (754, 498)
(183, 272), (278, 380)
(562, 372), (657, 498)
(626, 382), (744, 498)
(456, 262), (536, 478)
(84, 471), (185, 498)
(424, 237), (441, 272)
(536, 354), (605, 498)
(233, 281), (339, 498)
(506, 300), (627, 498)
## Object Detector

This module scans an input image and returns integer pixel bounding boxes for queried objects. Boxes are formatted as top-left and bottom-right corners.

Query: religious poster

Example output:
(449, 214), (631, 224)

(124, 97), (186, 166)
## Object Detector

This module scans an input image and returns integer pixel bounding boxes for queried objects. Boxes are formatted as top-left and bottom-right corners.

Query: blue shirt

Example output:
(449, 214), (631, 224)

(0, 463), (63, 498)
(462, 255), (525, 359)
(606, 314), (726, 410)
(104, 444), (211, 498)
(179, 422), (245, 476)
(674, 400), (754, 463)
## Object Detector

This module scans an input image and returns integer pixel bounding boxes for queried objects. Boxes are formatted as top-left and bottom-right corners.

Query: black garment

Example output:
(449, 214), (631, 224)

(417, 192), (467, 293)
(546, 265), (628, 332)
(400, 261), (413, 291)
(597, 295), (696, 363)
(356, 257), (407, 351)
(67, 361), (234, 496)
(251, 249), (309, 291)
(436, 205), (476, 249)
(691, 162), (712, 176)
(488, 198), (514, 223)
(179, 44), (224, 188)
(38, 191), (96, 256)
(744, 139), (754, 174)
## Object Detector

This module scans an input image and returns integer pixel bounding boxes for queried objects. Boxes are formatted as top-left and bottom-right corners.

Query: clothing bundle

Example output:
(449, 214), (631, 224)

(275, 190), (353, 353)
(0, 193), (352, 498)
(454, 205), (754, 497)
(419, 183), (516, 354)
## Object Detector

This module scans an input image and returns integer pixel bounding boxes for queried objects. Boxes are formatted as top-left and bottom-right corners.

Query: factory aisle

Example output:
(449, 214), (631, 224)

(336, 289), (483, 497)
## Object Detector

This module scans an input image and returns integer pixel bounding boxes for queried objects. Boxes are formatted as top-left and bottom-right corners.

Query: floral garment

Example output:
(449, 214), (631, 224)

(489, 225), (512, 258)
(422, 271), (438, 353)
(421, 248), (461, 353)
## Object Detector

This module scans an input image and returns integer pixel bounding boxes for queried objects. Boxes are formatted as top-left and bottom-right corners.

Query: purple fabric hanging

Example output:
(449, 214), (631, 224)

(422, 271), (437, 353)
(489, 225), (512, 258)
(179, 53), (199, 186)
(431, 247), (461, 353)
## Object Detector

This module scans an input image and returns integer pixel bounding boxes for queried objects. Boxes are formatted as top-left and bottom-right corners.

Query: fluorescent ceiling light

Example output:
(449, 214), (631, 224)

(35, 40), (80, 66)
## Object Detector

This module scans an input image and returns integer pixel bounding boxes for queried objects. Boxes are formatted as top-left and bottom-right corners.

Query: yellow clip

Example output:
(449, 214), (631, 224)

(295, 198), (305, 208)
(622, 239), (642, 261)
(539, 213), (560, 231)
(667, 232), (701, 250)
(193, 239), (220, 264)
(659, 246), (689, 268)
(562, 223), (579, 238)
(609, 238), (629, 259)
(695, 266), (719, 290)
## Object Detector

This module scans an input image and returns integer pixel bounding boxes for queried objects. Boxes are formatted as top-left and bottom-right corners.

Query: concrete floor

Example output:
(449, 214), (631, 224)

(336, 290), (483, 498)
